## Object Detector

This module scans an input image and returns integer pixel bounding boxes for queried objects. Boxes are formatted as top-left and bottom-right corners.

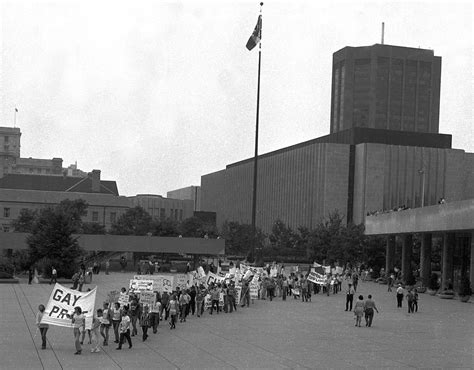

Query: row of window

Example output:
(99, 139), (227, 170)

(2, 207), (118, 224)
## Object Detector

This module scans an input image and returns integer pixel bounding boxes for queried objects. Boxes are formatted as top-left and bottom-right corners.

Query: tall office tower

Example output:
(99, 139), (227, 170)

(330, 44), (442, 135)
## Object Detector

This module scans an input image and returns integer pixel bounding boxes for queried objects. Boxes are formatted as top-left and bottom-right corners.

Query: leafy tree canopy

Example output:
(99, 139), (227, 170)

(110, 206), (152, 235)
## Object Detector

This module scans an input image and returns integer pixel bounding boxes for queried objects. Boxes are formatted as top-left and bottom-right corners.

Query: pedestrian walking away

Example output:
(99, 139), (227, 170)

(364, 295), (379, 327)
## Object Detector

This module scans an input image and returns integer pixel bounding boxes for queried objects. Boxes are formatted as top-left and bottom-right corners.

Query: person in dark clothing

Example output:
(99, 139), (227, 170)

(28, 267), (34, 284)
(345, 283), (355, 311)
(189, 286), (196, 315)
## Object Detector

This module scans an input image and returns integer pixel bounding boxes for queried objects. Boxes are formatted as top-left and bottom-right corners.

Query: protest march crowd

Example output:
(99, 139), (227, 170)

(36, 261), (384, 355)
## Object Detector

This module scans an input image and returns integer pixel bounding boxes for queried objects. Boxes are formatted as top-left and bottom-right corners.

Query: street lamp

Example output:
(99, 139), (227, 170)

(418, 168), (425, 207)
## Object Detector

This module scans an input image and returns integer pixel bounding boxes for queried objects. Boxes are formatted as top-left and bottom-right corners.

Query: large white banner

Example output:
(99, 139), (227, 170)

(307, 271), (327, 285)
(41, 283), (96, 329)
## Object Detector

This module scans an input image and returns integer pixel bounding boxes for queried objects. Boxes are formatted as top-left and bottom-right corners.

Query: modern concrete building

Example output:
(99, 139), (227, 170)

(200, 43), (473, 233)
(167, 185), (201, 211)
(128, 194), (194, 222)
(331, 44), (441, 134)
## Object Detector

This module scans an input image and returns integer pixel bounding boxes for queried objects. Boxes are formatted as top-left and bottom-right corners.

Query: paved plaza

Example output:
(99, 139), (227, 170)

(1, 273), (473, 369)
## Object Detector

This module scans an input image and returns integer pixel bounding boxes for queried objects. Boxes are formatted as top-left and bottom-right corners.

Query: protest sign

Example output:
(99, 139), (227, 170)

(41, 283), (96, 329)
(204, 293), (225, 309)
(129, 279), (154, 293)
(307, 271), (327, 285)
(133, 275), (173, 293)
(250, 283), (259, 300)
(197, 266), (206, 278)
(235, 285), (241, 304)
(118, 292), (130, 308)
(139, 291), (156, 307)
(174, 274), (188, 290)
(204, 272), (224, 287)
(107, 290), (120, 304)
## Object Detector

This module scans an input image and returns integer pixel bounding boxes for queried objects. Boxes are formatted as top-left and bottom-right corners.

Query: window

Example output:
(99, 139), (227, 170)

(4, 136), (9, 143)
(4, 208), (10, 218)
(29, 168), (34, 173)
(160, 208), (165, 220)
(179, 209), (183, 221)
(110, 212), (116, 223)
(92, 211), (99, 222)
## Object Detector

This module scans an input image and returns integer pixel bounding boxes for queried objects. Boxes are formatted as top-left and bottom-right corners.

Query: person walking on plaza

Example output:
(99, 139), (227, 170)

(396, 284), (404, 308)
(105, 260), (110, 275)
(100, 302), (111, 346)
(189, 286), (196, 315)
(210, 284), (220, 314)
(110, 302), (122, 343)
(90, 309), (102, 353)
(412, 289), (419, 312)
(345, 283), (355, 311)
(160, 291), (170, 321)
(28, 267), (33, 285)
(129, 297), (140, 336)
(168, 295), (178, 329)
(36, 304), (49, 349)
(71, 306), (85, 355)
(364, 295), (379, 327)
(116, 307), (132, 350)
(50, 266), (57, 285)
(406, 289), (414, 313)
(353, 295), (365, 327)
(150, 298), (161, 333)
(139, 304), (151, 341)
(196, 286), (205, 317)
(352, 272), (359, 291)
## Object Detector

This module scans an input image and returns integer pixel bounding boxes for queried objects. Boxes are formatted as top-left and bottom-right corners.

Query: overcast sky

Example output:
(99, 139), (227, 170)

(1, 0), (472, 196)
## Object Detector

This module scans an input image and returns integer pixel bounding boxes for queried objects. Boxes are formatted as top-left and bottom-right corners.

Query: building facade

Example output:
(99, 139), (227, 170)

(331, 44), (441, 134)
(128, 194), (194, 222)
(167, 185), (201, 211)
(200, 44), (473, 233)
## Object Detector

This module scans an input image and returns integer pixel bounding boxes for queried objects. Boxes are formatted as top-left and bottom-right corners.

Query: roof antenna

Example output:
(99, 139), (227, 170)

(381, 22), (385, 44)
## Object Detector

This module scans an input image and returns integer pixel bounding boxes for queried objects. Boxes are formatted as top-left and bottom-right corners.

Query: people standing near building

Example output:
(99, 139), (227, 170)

(100, 302), (111, 346)
(90, 309), (102, 353)
(139, 304), (151, 341)
(116, 307), (132, 350)
(36, 304), (49, 349)
(396, 284), (404, 308)
(363, 295), (379, 327)
(353, 295), (365, 327)
(71, 306), (85, 355)
(50, 266), (57, 285)
(345, 283), (355, 311)
(110, 302), (122, 343)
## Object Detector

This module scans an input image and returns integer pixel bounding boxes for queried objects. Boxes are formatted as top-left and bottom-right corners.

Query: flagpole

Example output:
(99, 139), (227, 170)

(251, 2), (263, 264)
(14, 108), (17, 128)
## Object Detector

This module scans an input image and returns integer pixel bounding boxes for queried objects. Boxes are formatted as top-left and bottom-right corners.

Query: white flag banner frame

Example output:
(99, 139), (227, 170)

(41, 283), (97, 329)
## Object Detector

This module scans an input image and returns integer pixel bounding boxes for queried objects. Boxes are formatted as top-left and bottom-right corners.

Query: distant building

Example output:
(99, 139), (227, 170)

(128, 194), (194, 222)
(167, 186), (201, 211)
(200, 43), (474, 233)
(0, 127), (87, 178)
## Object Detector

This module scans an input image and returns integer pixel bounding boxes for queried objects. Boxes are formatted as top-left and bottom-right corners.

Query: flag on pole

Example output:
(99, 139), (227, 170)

(246, 15), (262, 51)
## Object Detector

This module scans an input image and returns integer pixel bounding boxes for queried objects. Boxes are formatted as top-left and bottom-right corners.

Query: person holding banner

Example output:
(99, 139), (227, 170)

(36, 304), (49, 349)
(71, 306), (85, 355)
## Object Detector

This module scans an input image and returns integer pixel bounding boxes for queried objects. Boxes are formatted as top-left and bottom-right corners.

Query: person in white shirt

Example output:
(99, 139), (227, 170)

(116, 307), (132, 350)
(150, 298), (162, 334)
(396, 284), (404, 308)
(36, 304), (49, 349)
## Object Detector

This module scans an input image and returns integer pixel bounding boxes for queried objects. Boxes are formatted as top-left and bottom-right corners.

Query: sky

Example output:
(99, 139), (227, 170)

(0, 0), (472, 196)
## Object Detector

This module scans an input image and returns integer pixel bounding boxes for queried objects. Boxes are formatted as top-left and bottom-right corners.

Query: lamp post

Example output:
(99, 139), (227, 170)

(418, 168), (425, 207)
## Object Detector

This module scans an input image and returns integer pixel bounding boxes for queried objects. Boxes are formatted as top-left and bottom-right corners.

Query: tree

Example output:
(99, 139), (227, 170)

(221, 221), (265, 258)
(110, 206), (152, 235)
(151, 218), (180, 237)
(11, 209), (38, 232)
(81, 222), (106, 234)
(27, 199), (87, 278)
(179, 216), (218, 238)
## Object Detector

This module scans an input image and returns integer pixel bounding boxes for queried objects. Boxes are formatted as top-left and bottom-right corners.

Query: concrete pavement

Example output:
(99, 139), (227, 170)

(1, 273), (473, 369)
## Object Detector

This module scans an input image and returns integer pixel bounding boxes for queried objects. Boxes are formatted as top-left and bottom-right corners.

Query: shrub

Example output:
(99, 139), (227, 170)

(0, 259), (14, 279)
(429, 273), (439, 290)
(459, 277), (472, 296)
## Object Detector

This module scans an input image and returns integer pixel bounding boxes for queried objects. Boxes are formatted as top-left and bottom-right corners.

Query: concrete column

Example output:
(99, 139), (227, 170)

(420, 233), (432, 287)
(385, 235), (395, 273)
(470, 233), (474, 288)
(441, 233), (455, 290)
(401, 234), (413, 283)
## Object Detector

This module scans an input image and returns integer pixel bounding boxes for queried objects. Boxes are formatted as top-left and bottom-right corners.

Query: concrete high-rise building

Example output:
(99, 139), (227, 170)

(200, 43), (473, 232)
(330, 44), (441, 134)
